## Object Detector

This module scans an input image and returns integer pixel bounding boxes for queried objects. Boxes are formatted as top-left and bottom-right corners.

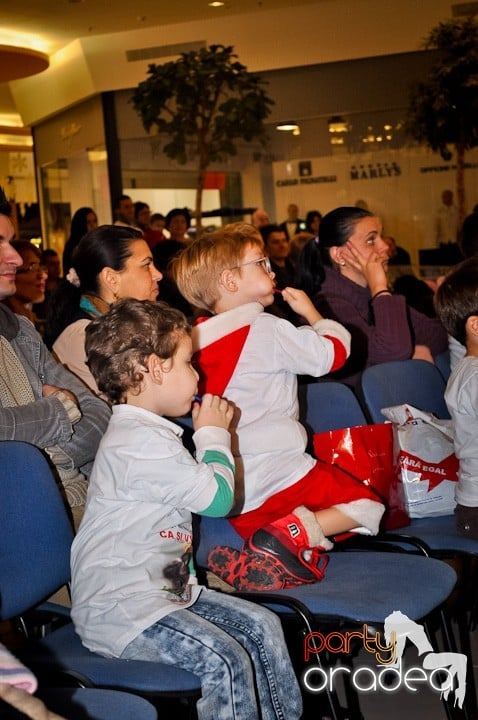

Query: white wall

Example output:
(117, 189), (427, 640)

(273, 146), (478, 265)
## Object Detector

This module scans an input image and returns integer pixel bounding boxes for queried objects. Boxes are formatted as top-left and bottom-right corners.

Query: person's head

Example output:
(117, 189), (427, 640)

(0, 188), (22, 300)
(286, 203), (299, 221)
(251, 208), (270, 229)
(46, 226), (162, 347)
(296, 206), (387, 295)
(134, 201), (151, 231)
(260, 224), (290, 266)
(72, 225), (162, 303)
(172, 224), (274, 312)
(9, 241), (47, 306)
(114, 195), (135, 225)
(85, 298), (195, 414)
(64, 207), (98, 274)
(435, 257), (478, 348)
(305, 210), (322, 236)
(355, 199), (369, 211)
(442, 189), (454, 207)
(383, 236), (397, 260)
(150, 213), (166, 232)
(460, 212), (478, 259)
(165, 208), (191, 242)
(41, 248), (61, 282)
(69, 207), (98, 241)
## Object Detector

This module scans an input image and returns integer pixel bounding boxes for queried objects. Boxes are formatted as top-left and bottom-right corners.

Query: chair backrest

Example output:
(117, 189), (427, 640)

(360, 359), (450, 423)
(298, 381), (367, 434)
(0, 441), (74, 619)
(434, 349), (451, 382)
(194, 515), (243, 569)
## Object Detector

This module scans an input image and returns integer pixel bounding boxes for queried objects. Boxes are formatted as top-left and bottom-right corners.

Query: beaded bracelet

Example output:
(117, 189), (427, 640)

(370, 289), (392, 302)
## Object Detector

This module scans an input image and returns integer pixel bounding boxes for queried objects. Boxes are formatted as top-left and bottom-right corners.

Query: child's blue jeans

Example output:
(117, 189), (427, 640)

(120, 588), (302, 720)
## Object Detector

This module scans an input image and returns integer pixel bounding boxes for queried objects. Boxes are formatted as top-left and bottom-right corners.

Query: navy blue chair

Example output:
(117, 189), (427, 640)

(35, 688), (158, 720)
(360, 359), (450, 422)
(360, 361), (478, 715)
(298, 380), (367, 433)
(0, 441), (201, 711)
(195, 515), (458, 719)
(435, 348), (452, 382)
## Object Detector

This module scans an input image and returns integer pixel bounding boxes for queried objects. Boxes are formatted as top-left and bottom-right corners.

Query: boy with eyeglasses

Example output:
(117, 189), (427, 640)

(172, 224), (384, 590)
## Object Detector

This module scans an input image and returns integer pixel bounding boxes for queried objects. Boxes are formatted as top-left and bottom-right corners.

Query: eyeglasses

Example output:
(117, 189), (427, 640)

(16, 262), (47, 275)
(232, 256), (272, 274)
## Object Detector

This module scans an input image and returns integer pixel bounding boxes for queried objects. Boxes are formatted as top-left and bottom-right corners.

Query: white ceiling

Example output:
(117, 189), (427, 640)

(0, 0), (463, 123)
(0, 0), (322, 54)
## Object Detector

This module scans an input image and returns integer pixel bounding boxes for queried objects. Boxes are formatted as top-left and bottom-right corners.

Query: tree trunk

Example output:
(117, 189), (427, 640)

(195, 167), (205, 237)
(455, 141), (466, 232)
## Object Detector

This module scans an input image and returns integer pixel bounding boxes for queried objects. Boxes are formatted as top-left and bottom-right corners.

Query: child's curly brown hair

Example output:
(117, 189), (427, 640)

(85, 298), (191, 404)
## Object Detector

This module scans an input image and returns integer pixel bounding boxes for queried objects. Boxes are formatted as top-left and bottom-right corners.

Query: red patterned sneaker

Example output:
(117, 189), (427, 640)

(207, 545), (288, 591)
(246, 506), (332, 585)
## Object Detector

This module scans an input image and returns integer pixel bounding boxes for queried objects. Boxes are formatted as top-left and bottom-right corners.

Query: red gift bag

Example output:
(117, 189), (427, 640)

(313, 423), (409, 531)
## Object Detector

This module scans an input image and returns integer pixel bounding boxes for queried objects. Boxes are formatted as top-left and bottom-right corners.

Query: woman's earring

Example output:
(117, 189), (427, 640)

(340, 261), (346, 267)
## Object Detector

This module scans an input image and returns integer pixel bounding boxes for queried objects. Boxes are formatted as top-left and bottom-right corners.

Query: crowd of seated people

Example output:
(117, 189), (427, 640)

(3, 189), (478, 718)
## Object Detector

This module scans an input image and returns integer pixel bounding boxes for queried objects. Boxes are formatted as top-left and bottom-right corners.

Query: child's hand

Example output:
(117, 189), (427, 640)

(281, 287), (323, 325)
(191, 393), (234, 432)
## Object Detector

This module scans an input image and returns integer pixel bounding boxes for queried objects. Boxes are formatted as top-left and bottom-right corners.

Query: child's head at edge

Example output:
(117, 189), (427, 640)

(435, 256), (478, 353)
(172, 223), (275, 313)
(85, 299), (195, 412)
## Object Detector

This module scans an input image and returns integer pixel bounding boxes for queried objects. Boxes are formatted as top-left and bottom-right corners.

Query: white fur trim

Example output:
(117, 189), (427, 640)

(192, 302), (263, 352)
(333, 499), (385, 535)
(293, 505), (334, 550)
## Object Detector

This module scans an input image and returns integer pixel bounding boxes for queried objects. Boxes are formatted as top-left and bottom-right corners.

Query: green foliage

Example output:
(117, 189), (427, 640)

(131, 44), (274, 169)
(406, 16), (478, 160)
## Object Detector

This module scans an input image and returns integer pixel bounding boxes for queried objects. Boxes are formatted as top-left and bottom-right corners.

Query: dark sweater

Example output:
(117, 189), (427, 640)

(314, 267), (448, 388)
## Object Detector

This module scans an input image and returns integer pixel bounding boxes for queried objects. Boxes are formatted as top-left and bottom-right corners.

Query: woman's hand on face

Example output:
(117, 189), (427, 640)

(191, 393), (235, 432)
(342, 241), (388, 294)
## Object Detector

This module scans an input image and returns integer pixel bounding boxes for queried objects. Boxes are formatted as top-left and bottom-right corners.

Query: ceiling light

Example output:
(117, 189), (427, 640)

(0, 134), (33, 148)
(0, 45), (49, 82)
(0, 114), (24, 127)
(276, 121), (299, 132)
(208, 2), (225, 6)
(328, 116), (348, 133)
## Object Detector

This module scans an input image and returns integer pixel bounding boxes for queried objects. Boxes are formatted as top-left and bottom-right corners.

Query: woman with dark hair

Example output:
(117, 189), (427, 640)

(305, 209), (322, 237)
(62, 207), (98, 275)
(289, 210), (322, 264)
(47, 225), (162, 393)
(2, 241), (47, 332)
(134, 201), (151, 233)
(296, 206), (447, 387)
(165, 207), (191, 243)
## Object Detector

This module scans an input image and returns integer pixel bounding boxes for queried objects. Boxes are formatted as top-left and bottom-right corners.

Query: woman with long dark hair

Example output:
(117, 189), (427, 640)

(62, 207), (98, 275)
(296, 206), (447, 387)
(47, 225), (162, 393)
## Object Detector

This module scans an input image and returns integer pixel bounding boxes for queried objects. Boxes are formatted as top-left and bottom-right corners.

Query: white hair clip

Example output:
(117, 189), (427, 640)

(66, 267), (80, 287)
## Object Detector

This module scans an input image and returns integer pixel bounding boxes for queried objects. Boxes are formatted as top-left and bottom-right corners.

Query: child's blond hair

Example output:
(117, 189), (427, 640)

(172, 224), (263, 311)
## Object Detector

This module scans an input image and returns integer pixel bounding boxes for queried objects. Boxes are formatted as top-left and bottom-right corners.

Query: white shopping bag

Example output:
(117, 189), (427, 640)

(381, 404), (457, 518)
